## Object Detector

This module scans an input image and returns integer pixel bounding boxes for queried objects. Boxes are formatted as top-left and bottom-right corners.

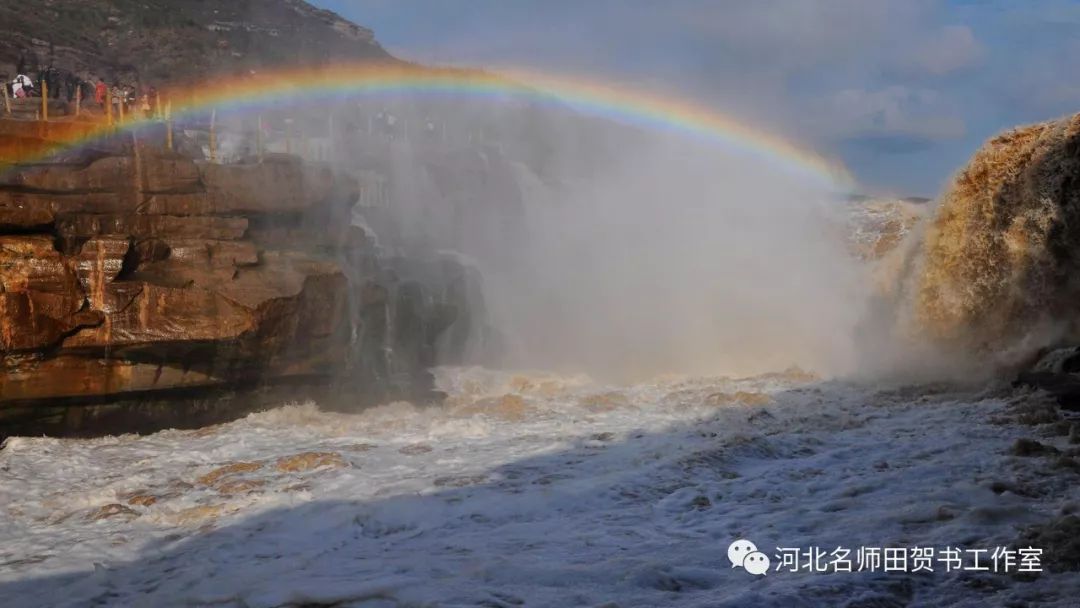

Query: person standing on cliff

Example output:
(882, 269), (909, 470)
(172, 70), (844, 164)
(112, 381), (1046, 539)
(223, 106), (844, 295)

(110, 84), (123, 113)
(94, 79), (107, 108)
(139, 90), (151, 118)
(63, 71), (80, 102)
(39, 66), (60, 99)
(12, 74), (33, 98)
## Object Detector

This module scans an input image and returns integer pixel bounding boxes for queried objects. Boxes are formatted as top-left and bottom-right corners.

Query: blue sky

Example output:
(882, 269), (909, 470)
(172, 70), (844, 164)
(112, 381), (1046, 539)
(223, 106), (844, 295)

(313, 0), (1080, 195)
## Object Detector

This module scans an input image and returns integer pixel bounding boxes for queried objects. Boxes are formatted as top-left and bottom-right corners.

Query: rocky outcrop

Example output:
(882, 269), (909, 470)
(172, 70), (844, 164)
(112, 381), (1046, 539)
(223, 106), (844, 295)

(0, 119), (472, 438)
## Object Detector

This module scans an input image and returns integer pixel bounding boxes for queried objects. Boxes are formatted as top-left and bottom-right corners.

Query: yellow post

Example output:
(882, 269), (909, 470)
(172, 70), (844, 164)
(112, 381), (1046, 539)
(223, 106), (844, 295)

(165, 100), (173, 151)
(327, 114), (334, 160)
(75, 85), (81, 117)
(256, 115), (264, 163)
(41, 80), (48, 121)
(209, 109), (217, 162)
(118, 91), (125, 124)
(1, 82), (10, 116)
(106, 90), (113, 126)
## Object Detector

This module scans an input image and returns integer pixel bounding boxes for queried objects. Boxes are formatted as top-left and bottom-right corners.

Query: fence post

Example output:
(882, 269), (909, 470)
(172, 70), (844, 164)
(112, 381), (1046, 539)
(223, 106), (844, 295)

(165, 99), (173, 151)
(1, 82), (10, 116)
(118, 91), (125, 124)
(75, 86), (81, 118)
(256, 115), (264, 163)
(328, 114), (336, 160)
(209, 109), (217, 162)
(106, 90), (113, 126)
(41, 80), (48, 121)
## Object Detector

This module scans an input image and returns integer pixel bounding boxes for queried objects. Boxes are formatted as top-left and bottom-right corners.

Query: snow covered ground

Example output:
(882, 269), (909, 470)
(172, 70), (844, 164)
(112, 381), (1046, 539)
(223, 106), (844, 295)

(1, 366), (1078, 607)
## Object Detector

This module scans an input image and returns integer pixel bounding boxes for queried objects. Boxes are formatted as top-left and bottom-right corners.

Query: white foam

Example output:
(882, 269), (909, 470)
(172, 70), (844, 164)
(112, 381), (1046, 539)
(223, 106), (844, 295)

(0, 366), (1076, 606)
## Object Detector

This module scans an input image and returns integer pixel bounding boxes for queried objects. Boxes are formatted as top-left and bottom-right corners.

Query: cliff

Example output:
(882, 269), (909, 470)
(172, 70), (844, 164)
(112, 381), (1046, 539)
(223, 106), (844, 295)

(0, 120), (473, 439)
(0, 0), (394, 87)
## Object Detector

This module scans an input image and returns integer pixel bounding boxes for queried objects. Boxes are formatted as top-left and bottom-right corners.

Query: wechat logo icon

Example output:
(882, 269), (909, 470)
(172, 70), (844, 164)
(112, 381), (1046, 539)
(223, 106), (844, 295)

(728, 539), (771, 576)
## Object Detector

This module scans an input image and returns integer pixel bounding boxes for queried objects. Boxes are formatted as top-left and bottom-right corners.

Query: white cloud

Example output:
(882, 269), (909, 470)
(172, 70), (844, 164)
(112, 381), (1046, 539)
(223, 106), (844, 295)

(900, 25), (984, 76)
(816, 86), (966, 141)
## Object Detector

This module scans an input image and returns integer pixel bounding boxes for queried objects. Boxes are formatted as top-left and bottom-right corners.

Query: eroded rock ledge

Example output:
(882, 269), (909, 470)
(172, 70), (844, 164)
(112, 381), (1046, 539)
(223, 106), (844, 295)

(0, 121), (472, 438)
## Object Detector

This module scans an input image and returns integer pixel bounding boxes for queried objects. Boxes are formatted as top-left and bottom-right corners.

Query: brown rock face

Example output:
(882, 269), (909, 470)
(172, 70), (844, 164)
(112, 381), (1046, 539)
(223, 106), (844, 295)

(200, 156), (339, 213)
(0, 235), (96, 352)
(0, 125), (473, 438)
(56, 214), (249, 241)
(10, 157), (134, 193)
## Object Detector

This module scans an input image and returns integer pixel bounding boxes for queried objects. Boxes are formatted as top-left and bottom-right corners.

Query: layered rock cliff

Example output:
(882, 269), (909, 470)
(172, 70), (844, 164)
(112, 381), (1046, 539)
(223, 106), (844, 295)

(0, 120), (472, 438)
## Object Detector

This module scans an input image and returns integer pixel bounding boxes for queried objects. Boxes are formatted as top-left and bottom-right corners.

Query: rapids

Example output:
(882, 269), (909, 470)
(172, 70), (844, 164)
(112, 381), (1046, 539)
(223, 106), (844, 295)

(1, 366), (1077, 607)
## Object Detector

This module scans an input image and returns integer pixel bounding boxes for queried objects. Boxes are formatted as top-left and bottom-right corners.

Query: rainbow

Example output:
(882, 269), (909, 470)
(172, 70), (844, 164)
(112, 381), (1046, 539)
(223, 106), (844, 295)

(6, 64), (853, 189)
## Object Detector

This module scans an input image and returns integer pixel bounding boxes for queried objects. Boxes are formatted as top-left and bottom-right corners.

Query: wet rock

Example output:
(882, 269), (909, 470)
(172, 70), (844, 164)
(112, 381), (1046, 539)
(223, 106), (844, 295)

(169, 504), (224, 526)
(705, 391), (772, 406)
(1008, 393), (1063, 425)
(1053, 456), (1080, 472)
(87, 503), (139, 521)
(579, 391), (629, 412)
(1014, 372), (1080, 413)
(1031, 347), (1080, 374)
(989, 480), (1036, 498)
(433, 474), (488, 488)
(1044, 420), (1074, 437)
(1009, 438), (1060, 457)
(274, 451), (346, 473)
(936, 506), (956, 521)
(125, 494), (158, 507)
(455, 394), (530, 421)
(215, 479), (266, 495)
(197, 462), (264, 486)
(1017, 515), (1080, 572)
